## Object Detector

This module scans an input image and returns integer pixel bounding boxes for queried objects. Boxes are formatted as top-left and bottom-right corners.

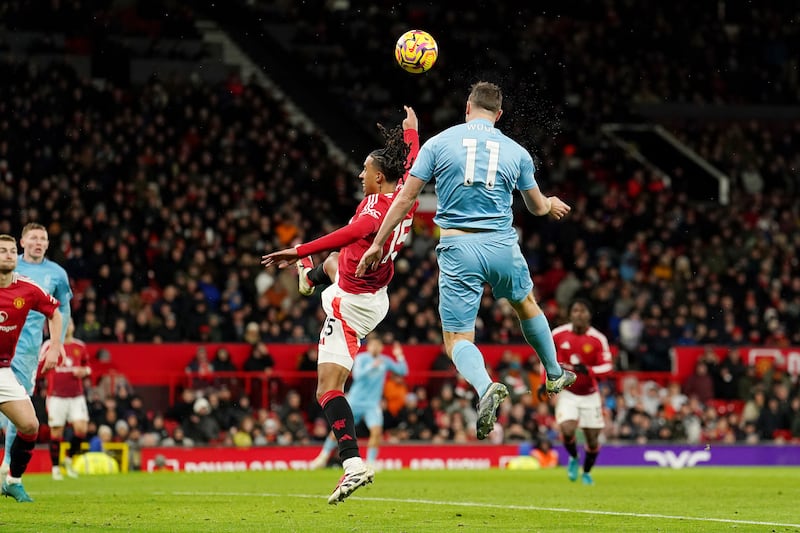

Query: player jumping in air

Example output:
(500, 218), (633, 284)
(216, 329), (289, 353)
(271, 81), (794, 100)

(262, 106), (419, 504)
(358, 81), (576, 441)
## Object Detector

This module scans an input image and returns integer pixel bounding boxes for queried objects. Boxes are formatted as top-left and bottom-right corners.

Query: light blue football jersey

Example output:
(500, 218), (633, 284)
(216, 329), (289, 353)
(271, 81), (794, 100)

(347, 352), (408, 409)
(409, 118), (538, 231)
(13, 256), (72, 388)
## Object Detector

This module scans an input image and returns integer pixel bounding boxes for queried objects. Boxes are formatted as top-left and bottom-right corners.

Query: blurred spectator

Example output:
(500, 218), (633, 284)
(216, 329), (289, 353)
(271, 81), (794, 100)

(383, 373), (408, 429)
(756, 397), (790, 441)
(232, 416), (256, 448)
(89, 425), (113, 452)
(498, 354), (530, 402)
(682, 361), (715, 406)
(182, 397), (221, 444)
(167, 388), (197, 425)
(243, 342), (275, 373)
(185, 346), (214, 388)
(296, 347), (318, 372)
(161, 426), (195, 448)
(428, 347), (456, 397)
(242, 341), (277, 408)
(531, 439), (559, 468)
(93, 349), (132, 401)
(211, 347), (238, 389)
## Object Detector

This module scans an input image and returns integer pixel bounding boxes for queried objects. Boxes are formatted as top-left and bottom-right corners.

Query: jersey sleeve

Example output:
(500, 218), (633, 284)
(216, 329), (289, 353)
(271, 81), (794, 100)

(382, 355), (409, 377)
(33, 285), (60, 319)
(589, 330), (614, 376)
(408, 136), (437, 183)
(295, 198), (383, 257)
(402, 129), (420, 182)
(53, 268), (72, 343)
(516, 149), (538, 191)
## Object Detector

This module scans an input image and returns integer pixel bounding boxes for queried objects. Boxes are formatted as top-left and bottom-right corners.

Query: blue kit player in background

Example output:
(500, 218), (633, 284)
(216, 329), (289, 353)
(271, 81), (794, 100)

(358, 81), (577, 441)
(0, 223), (72, 478)
(309, 334), (408, 470)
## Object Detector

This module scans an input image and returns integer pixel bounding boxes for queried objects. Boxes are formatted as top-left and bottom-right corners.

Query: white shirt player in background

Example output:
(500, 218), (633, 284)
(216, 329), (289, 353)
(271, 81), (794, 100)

(549, 298), (613, 486)
(1, 223), (72, 479)
(309, 335), (408, 470)
(39, 318), (91, 480)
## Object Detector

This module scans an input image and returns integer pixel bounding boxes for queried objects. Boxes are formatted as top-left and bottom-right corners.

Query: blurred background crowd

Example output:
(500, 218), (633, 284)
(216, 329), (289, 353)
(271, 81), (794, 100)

(1, 0), (799, 465)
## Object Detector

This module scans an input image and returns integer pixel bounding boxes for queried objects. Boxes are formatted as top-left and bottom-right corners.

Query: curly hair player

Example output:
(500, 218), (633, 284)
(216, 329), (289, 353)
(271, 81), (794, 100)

(262, 106), (419, 504)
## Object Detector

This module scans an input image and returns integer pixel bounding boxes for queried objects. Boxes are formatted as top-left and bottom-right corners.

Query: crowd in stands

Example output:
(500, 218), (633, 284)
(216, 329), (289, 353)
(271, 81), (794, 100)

(0, 1), (799, 462)
(23, 339), (796, 471)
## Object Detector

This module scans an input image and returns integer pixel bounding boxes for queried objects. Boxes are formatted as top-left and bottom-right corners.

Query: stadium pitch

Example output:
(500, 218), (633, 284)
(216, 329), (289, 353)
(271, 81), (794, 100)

(1, 467), (797, 532)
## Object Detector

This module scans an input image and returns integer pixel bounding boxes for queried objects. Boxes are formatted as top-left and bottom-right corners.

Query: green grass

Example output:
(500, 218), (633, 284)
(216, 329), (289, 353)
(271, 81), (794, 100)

(1, 468), (798, 532)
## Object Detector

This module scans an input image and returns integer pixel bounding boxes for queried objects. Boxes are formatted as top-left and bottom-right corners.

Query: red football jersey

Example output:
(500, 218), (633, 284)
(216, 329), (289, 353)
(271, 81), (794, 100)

(551, 323), (613, 395)
(40, 338), (89, 397)
(0, 273), (59, 368)
(336, 193), (417, 294)
(295, 127), (420, 295)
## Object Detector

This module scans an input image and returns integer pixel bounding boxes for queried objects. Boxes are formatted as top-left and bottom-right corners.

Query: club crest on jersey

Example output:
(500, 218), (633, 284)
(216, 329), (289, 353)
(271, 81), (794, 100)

(13, 297), (25, 309)
(583, 344), (593, 354)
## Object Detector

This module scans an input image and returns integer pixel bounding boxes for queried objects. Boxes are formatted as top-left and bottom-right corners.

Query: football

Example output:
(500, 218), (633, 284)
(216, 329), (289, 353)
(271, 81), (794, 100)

(395, 30), (438, 74)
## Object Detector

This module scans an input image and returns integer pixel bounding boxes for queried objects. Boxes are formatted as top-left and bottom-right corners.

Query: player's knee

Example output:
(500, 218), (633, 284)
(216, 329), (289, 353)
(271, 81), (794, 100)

(511, 292), (540, 318)
(315, 387), (334, 403)
(17, 420), (39, 436)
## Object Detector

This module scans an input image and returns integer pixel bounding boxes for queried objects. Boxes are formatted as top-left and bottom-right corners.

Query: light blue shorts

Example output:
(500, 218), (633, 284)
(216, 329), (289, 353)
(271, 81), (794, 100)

(350, 402), (384, 429)
(436, 229), (533, 332)
(10, 350), (39, 395)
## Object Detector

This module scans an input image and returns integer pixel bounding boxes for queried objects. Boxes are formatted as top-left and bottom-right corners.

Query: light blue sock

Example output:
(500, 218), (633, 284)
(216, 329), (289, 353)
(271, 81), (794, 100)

(4, 420), (16, 465)
(367, 447), (378, 463)
(452, 340), (492, 398)
(520, 314), (563, 380)
(321, 434), (337, 454)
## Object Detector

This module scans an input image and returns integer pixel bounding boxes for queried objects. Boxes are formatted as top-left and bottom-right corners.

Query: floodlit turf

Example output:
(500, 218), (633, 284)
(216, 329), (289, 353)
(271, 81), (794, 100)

(0, 467), (797, 532)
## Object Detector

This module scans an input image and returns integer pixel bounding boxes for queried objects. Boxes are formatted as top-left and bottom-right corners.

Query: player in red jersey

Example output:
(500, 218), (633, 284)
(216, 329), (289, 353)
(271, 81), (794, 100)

(40, 318), (91, 480)
(262, 106), (419, 504)
(0, 234), (63, 502)
(548, 299), (613, 485)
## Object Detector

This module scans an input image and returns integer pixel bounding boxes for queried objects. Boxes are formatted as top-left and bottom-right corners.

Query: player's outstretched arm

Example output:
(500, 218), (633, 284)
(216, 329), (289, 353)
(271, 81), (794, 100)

(262, 215), (378, 269)
(261, 247), (300, 270)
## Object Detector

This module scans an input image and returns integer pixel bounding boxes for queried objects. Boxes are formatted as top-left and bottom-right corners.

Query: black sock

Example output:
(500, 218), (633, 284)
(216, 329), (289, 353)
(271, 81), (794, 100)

(10, 433), (37, 478)
(584, 447), (599, 473)
(50, 439), (62, 467)
(70, 435), (84, 457)
(319, 391), (359, 462)
(307, 263), (332, 287)
(563, 435), (578, 458)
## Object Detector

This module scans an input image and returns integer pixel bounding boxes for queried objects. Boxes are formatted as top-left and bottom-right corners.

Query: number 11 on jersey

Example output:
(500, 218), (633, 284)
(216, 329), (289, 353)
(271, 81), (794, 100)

(462, 138), (500, 188)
